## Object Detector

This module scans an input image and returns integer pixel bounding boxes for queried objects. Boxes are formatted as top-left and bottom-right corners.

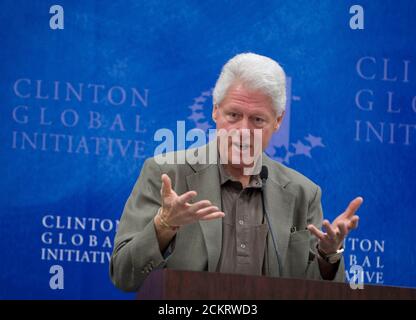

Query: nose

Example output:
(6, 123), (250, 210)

(234, 118), (255, 143)
(238, 116), (250, 131)
(234, 116), (256, 135)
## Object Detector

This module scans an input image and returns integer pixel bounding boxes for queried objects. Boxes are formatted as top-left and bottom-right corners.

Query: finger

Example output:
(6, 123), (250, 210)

(199, 211), (225, 221)
(187, 200), (212, 212)
(307, 224), (326, 241)
(323, 220), (338, 240)
(348, 215), (360, 230)
(337, 221), (348, 238)
(176, 190), (198, 205)
(195, 206), (220, 217)
(161, 174), (172, 197)
(342, 196), (364, 219)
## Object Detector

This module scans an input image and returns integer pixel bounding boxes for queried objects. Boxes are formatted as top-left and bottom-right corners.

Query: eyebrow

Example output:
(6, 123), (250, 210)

(223, 104), (271, 118)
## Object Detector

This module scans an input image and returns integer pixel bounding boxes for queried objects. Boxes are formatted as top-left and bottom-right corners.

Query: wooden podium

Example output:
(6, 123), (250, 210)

(137, 269), (416, 300)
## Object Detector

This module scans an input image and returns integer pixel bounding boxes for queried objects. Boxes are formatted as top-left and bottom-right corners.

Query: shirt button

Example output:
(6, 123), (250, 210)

(240, 243), (246, 249)
(238, 220), (244, 225)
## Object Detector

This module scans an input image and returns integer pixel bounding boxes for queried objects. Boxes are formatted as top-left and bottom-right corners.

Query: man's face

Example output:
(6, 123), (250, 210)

(212, 82), (284, 170)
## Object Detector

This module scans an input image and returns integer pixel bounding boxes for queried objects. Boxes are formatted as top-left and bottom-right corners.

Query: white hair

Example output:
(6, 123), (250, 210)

(213, 52), (286, 117)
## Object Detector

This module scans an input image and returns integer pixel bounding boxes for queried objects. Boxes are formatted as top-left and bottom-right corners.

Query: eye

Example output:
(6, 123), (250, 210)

(226, 112), (240, 121)
(254, 117), (265, 125)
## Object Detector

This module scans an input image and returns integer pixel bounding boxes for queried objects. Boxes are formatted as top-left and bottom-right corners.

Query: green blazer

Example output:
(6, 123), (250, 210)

(110, 144), (345, 292)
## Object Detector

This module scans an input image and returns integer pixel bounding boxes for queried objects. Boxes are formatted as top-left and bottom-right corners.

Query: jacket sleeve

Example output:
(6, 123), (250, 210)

(109, 158), (174, 292)
(305, 186), (346, 282)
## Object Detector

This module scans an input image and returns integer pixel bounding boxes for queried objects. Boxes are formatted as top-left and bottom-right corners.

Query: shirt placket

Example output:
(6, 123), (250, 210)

(236, 190), (249, 263)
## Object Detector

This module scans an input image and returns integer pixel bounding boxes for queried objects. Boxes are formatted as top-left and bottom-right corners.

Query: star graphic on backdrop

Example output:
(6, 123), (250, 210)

(188, 104), (204, 112)
(305, 134), (325, 148)
(195, 121), (212, 132)
(187, 112), (205, 122)
(194, 96), (206, 103)
(284, 150), (294, 164)
(292, 140), (312, 158)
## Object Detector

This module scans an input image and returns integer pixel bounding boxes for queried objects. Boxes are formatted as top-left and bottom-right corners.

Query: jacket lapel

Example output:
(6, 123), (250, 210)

(262, 156), (296, 277)
(186, 160), (223, 272)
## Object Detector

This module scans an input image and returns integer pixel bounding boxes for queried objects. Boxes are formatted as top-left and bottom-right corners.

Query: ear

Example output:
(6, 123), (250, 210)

(273, 111), (285, 131)
(212, 104), (219, 123)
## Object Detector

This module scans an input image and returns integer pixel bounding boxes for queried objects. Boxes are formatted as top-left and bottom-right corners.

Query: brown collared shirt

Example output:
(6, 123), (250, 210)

(215, 163), (269, 276)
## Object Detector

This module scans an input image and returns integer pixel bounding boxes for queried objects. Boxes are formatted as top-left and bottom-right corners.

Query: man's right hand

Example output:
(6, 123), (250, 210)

(159, 174), (225, 228)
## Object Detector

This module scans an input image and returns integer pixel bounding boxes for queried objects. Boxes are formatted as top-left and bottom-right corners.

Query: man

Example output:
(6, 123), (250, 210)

(110, 53), (363, 292)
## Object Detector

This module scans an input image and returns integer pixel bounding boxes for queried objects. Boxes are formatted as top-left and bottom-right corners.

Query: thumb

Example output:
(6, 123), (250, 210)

(161, 174), (172, 197)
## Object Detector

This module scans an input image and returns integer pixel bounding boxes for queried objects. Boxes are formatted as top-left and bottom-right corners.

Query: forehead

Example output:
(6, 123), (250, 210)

(221, 83), (274, 113)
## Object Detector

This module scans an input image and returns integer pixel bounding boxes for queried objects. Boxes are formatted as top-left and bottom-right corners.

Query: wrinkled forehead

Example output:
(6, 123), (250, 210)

(221, 84), (272, 109)
(222, 82), (272, 103)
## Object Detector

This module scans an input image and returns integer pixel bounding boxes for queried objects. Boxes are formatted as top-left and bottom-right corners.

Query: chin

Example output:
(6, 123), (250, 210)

(226, 154), (255, 168)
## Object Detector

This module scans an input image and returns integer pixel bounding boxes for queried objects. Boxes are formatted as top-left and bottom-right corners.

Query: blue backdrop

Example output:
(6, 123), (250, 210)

(1, 0), (415, 299)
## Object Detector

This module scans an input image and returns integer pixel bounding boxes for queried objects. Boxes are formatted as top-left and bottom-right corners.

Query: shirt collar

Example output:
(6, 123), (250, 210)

(217, 152), (263, 189)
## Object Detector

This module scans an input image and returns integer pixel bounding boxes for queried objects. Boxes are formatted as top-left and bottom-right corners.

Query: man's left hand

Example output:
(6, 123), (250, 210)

(307, 196), (364, 255)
